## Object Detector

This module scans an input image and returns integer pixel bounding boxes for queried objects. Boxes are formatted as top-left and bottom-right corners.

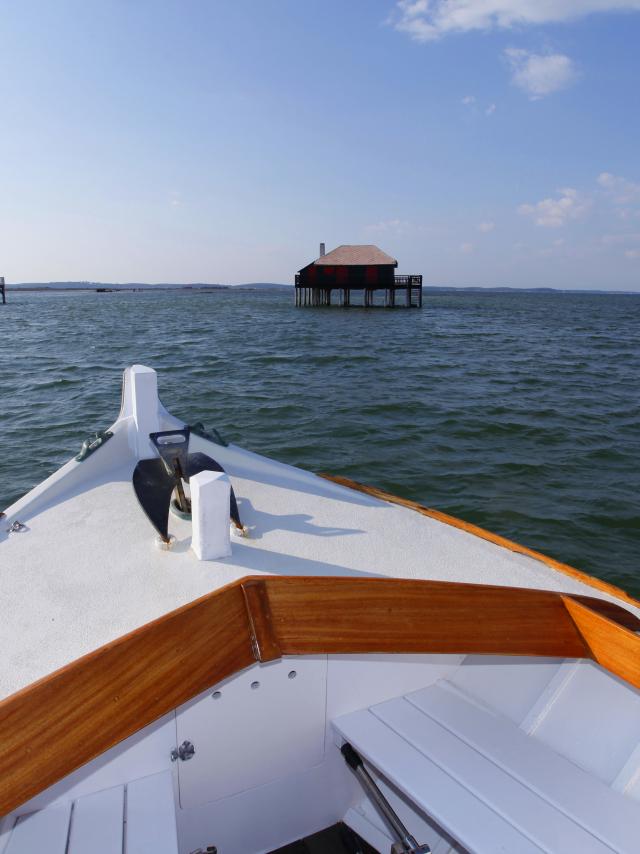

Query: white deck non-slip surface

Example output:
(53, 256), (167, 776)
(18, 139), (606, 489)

(2, 365), (638, 701)
(333, 670), (640, 854)
(2, 432), (638, 700)
(2, 771), (177, 854)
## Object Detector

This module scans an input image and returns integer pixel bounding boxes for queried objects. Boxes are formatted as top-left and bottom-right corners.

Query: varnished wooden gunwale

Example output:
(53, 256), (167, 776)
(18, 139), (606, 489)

(1, 574), (639, 816)
(563, 596), (640, 690)
(320, 473), (640, 608)
(261, 576), (589, 657)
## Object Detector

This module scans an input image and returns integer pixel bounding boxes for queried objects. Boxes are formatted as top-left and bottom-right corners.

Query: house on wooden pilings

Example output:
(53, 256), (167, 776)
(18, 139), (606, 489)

(295, 244), (422, 307)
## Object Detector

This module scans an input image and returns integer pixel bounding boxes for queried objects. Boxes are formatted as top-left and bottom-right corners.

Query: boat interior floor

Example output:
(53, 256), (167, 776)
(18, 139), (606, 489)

(267, 822), (379, 854)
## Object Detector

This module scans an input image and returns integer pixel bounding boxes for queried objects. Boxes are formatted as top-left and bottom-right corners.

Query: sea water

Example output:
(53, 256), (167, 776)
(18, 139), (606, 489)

(1, 288), (638, 595)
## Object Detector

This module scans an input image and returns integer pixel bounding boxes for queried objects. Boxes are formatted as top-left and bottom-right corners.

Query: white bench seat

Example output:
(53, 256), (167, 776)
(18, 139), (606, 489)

(3, 771), (177, 854)
(333, 683), (640, 854)
(3, 802), (71, 854)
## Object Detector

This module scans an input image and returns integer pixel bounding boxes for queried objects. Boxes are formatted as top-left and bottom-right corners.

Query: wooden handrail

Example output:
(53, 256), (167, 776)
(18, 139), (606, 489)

(1, 575), (638, 816)
(245, 577), (589, 657)
(562, 596), (640, 689)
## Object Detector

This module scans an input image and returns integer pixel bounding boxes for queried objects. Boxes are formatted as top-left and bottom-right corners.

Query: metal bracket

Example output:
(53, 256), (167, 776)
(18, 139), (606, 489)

(190, 421), (228, 447)
(7, 520), (27, 533)
(171, 740), (195, 762)
(75, 430), (113, 462)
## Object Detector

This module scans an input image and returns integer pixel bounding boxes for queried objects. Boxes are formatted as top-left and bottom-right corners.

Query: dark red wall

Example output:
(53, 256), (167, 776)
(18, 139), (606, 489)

(297, 264), (395, 288)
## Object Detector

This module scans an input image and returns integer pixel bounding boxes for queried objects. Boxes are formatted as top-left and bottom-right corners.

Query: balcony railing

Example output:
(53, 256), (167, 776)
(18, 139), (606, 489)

(294, 274), (422, 288)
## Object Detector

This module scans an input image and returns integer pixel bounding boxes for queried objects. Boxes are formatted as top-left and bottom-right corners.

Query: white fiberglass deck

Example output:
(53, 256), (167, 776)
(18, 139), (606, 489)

(1, 365), (638, 700)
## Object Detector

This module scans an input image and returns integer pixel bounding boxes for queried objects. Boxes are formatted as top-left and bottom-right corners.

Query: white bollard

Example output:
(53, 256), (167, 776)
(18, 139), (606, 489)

(190, 470), (232, 561)
(130, 364), (160, 459)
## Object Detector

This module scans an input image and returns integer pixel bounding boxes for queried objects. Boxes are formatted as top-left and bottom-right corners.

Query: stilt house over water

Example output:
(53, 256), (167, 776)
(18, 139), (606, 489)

(295, 244), (422, 307)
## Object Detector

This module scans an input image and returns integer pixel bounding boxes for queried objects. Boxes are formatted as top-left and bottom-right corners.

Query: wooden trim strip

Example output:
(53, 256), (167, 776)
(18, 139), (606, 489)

(241, 579), (282, 662)
(1, 575), (638, 816)
(320, 473), (640, 608)
(263, 576), (590, 658)
(570, 595), (640, 632)
(563, 596), (640, 691)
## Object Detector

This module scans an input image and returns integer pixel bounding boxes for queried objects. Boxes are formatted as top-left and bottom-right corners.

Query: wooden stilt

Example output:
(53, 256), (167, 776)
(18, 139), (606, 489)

(295, 263), (422, 310)
(294, 274), (421, 309)
(0, 277), (5, 305)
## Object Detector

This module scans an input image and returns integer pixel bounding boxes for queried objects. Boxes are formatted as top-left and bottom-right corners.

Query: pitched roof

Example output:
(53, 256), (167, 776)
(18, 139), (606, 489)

(311, 245), (398, 267)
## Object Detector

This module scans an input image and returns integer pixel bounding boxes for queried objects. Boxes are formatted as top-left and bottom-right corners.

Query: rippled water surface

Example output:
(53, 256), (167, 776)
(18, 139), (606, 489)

(1, 289), (638, 596)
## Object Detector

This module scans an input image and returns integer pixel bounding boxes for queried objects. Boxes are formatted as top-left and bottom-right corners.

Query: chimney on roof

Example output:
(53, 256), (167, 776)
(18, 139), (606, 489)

(319, 242), (325, 257)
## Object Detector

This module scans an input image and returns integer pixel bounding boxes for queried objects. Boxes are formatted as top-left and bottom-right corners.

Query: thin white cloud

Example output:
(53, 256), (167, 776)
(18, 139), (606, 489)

(624, 249), (640, 259)
(518, 188), (590, 227)
(597, 172), (640, 204)
(460, 96), (497, 116)
(504, 49), (577, 98)
(460, 242), (475, 254)
(602, 232), (640, 245)
(393, 1), (640, 41)
(365, 218), (412, 235)
(539, 237), (567, 256)
(477, 221), (495, 233)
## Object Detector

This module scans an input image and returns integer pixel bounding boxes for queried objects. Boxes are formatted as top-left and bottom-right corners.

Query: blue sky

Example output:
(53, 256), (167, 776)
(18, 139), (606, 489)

(1, 1), (639, 288)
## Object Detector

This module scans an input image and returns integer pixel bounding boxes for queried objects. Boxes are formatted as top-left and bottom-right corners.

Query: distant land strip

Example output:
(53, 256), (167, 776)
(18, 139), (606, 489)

(6, 282), (640, 295)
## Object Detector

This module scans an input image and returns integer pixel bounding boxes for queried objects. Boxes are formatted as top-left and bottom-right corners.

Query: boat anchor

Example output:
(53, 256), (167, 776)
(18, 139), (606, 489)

(132, 427), (244, 543)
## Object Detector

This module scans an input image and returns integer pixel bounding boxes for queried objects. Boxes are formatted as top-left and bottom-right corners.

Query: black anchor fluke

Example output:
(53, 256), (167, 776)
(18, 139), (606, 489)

(133, 427), (242, 542)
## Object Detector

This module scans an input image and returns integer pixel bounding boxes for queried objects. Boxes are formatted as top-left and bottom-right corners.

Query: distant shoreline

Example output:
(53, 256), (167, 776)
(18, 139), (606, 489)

(7, 282), (291, 293)
(6, 282), (639, 295)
